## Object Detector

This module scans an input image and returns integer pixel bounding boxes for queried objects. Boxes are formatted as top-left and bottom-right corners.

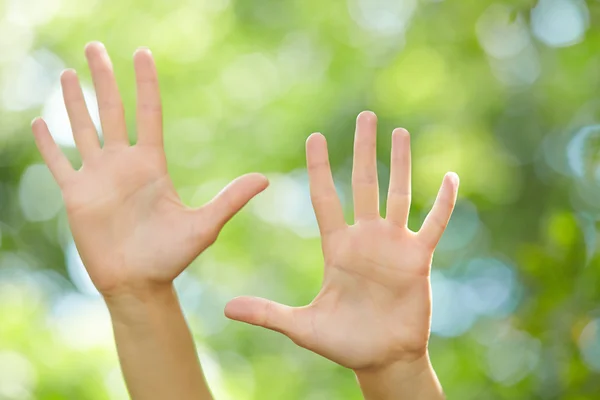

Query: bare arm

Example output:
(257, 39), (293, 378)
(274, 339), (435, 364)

(31, 42), (268, 400)
(225, 112), (458, 399)
(106, 285), (212, 400)
(356, 353), (445, 400)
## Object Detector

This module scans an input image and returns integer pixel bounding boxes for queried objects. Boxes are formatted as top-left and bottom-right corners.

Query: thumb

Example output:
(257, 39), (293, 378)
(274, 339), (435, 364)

(225, 296), (300, 339)
(200, 173), (269, 230)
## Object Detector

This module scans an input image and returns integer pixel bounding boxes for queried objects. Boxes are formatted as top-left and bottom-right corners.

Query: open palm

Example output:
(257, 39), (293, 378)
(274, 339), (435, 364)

(225, 112), (458, 371)
(32, 43), (268, 296)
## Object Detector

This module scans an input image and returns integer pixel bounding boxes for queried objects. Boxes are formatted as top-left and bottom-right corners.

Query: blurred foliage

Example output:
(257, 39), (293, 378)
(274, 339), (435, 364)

(2, 0), (600, 399)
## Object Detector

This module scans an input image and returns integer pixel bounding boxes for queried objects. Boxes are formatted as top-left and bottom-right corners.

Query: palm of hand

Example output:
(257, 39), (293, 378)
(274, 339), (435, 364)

(303, 222), (432, 369)
(226, 112), (458, 371)
(63, 147), (201, 292)
(32, 43), (267, 296)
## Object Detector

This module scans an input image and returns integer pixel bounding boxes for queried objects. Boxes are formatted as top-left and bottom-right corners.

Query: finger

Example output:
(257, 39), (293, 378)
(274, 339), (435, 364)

(31, 118), (75, 186)
(199, 173), (269, 230)
(60, 69), (101, 160)
(352, 111), (379, 221)
(386, 128), (411, 226)
(85, 42), (128, 146)
(418, 172), (460, 249)
(133, 48), (163, 147)
(225, 296), (298, 337)
(306, 133), (346, 236)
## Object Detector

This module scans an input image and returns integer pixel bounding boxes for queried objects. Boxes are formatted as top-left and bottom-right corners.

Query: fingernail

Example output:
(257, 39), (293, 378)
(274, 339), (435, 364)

(136, 46), (152, 55)
(357, 110), (377, 123)
(60, 68), (76, 78)
(393, 128), (409, 136)
(447, 172), (459, 185)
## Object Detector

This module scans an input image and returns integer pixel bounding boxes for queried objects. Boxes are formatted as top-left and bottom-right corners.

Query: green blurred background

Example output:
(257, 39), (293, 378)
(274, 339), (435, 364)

(1, 0), (600, 398)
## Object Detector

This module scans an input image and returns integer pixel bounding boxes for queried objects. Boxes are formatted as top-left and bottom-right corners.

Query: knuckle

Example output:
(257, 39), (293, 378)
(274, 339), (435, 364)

(138, 103), (162, 114)
(389, 187), (411, 197)
(311, 191), (337, 205)
(352, 174), (378, 186)
(307, 160), (330, 172)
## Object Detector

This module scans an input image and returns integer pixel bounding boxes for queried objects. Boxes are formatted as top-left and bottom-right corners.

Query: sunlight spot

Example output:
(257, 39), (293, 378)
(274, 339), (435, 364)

(489, 44), (540, 87)
(531, 0), (588, 47)
(49, 292), (112, 349)
(5, 0), (62, 27)
(221, 53), (280, 109)
(567, 125), (600, 181)
(1, 49), (64, 111)
(0, 351), (36, 400)
(485, 329), (541, 385)
(252, 171), (320, 238)
(18, 164), (63, 222)
(348, 0), (417, 37)
(462, 258), (518, 317)
(437, 200), (481, 252)
(578, 319), (600, 372)
(431, 272), (477, 337)
(476, 4), (530, 59)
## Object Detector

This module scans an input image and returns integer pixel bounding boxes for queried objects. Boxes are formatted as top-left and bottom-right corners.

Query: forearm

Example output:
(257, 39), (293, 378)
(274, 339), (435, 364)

(355, 353), (445, 400)
(105, 284), (213, 400)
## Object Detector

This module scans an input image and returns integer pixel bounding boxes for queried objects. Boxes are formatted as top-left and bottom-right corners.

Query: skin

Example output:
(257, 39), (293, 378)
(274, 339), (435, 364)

(31, 41), (456, 399)
(31, 42), (269, 400)
(225, 111), (459, 400)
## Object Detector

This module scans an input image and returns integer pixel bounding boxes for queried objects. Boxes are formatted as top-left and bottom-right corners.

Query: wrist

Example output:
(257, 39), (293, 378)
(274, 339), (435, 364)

(354, 352), (444, 400)
(104, 282), (179, 326)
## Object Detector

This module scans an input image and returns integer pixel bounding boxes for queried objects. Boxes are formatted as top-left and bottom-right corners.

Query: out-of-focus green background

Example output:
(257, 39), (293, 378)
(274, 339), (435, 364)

(1, 0), (600, 398)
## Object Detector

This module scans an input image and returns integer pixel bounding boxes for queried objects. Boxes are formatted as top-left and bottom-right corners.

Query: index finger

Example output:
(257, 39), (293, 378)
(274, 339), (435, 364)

(417, 172), (459, 249)
(306, 133), (346, 236)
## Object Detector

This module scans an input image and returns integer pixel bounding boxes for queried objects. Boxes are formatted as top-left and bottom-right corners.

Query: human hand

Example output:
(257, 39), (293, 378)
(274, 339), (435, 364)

(31, 42), (268, 299)
(225, 111), (458, 374)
